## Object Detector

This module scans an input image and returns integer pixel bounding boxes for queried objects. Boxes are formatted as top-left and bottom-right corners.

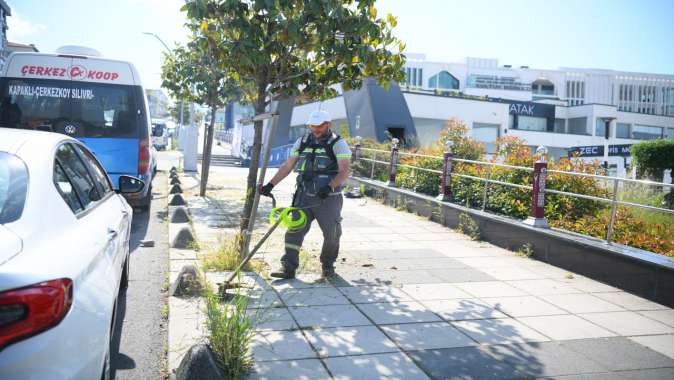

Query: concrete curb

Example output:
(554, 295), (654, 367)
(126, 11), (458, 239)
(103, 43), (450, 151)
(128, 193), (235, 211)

(169, 194), (186, 206)
(170, 207), (190, 223)
(166, 173), (206, 378)
(176, 344), (224, 380)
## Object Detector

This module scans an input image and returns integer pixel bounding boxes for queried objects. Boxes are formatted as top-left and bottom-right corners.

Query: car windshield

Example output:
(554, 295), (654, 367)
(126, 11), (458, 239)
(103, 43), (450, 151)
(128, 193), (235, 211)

(152, 123), (165, 137)
(0, 152), (28, 224)
(0, 78), (139, 138)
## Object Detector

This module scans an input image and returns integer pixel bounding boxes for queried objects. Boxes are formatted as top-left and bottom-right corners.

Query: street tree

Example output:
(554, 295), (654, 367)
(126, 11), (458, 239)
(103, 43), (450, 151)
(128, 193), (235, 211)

(631, 139), (674, 207)
(161, 42), (242, 196)
(183, 0), (406, 255)
(168, 102), (205, 127)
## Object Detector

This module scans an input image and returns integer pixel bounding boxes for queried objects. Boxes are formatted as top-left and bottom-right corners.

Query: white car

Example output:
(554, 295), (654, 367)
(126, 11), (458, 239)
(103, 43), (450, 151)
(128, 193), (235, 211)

(0, 128), (144, 379)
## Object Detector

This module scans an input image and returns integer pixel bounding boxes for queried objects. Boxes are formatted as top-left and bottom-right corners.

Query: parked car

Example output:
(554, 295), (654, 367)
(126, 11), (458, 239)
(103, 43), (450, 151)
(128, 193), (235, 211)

(0, 45), (156, 210)
(0, 128), (144, 380)
(151, 120), (169, 151)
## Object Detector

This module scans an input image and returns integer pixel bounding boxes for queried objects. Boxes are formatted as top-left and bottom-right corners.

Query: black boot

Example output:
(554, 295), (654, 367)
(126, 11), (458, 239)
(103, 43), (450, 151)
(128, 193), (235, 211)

(270, 267), (296, 279)
(321, 267), (336, 279)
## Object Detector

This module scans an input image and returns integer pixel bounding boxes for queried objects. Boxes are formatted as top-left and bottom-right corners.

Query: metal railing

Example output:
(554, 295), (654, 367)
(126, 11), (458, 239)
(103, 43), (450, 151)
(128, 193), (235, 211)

(214, 129), (233, 144)
(352, 143), (674, 247)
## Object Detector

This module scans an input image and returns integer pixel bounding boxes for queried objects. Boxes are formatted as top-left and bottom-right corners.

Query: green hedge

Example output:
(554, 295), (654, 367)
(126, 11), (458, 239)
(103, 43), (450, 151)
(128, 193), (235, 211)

(347, 119), (672, 255)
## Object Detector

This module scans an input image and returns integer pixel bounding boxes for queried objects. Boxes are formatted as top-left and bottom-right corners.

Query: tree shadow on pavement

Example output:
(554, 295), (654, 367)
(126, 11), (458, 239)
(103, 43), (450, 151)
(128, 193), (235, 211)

(401, 299), (547, 380)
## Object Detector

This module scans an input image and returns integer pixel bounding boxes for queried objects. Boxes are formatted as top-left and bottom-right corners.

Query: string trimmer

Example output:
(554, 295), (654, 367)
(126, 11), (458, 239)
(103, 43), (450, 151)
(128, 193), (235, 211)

(218, 193), (308, 297)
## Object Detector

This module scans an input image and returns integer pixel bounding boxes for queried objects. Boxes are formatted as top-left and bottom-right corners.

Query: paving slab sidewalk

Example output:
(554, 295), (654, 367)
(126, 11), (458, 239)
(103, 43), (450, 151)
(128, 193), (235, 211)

(169, 165), (674, 380)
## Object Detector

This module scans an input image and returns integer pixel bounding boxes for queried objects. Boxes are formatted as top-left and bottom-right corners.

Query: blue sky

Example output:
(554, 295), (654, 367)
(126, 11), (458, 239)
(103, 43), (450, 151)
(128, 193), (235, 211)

(9, 0), (674, 93)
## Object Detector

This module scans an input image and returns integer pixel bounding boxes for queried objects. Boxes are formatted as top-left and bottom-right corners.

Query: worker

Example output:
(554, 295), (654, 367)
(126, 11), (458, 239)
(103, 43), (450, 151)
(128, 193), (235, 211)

(259, 109), (351, 279)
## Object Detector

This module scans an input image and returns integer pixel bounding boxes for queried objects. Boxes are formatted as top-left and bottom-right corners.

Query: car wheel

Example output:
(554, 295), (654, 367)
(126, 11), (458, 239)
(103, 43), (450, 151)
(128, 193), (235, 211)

(120, 255), (129, 290)
(138, 186), (152, 212)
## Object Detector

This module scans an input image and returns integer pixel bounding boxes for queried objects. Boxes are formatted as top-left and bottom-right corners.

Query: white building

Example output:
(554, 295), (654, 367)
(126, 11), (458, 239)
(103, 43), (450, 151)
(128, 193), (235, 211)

(291, 54), (674, 177)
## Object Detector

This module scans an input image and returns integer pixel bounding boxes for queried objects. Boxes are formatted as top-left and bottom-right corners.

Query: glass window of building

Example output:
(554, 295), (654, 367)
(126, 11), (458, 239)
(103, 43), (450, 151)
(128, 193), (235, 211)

(428, 71), (460, 90)
(517, 116), (547, 132)
(532, 79), (555, 96)
(546, 147), (568, 161)
(632, 125), (663, 140)
(567, 117), (588, 135)
(554, 118), (566, 133)
(472, 123), (499, 154)
(667, 128), (674, 138)
(417, 69), (423, 87)
(595, 118), (607, 138)
(616, 123), (631, 138)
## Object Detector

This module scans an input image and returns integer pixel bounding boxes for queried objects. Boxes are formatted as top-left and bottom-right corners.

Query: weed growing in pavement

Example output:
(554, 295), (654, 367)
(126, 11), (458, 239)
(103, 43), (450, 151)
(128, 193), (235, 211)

(186, 239), (200, 251)
(457, 212), (480, 240)
(161, 272), (169, 293)
(565, 273), (575, 279)
(298, 248), (321, 274)
(202, 233), (248, 272)
(515, 243), (535, 258)
(204, 282), (254, 379)
(394, 196), (407, 211)
(201, 233), (269, 275)
(160, 304), (169, 320)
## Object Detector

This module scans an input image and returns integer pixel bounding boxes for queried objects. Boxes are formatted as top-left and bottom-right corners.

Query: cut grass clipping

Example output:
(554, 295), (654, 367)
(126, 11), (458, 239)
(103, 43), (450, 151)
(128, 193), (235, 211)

(202, 233), (267, 273)
(204, 283), (254, 379)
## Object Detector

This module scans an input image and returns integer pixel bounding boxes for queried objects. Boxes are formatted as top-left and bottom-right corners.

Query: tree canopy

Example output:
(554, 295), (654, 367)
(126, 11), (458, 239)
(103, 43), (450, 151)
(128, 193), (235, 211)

(181, 0), (407, 254)
(631, 139), (674, 180)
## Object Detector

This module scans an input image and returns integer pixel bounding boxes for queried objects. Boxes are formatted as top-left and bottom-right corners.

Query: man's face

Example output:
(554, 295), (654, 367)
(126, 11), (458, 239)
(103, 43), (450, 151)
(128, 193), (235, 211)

(308, 122), (330, 138)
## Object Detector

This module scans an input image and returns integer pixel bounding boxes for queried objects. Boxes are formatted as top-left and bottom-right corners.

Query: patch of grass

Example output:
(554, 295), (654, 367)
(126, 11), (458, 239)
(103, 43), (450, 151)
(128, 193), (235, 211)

(298, 248), (321, 274)
(394, 196), (407, 211)
(515, 243), (534, 258)
(202, 233), (265, 273)
(457, 212), (480, 240)
(565, 273), (574, 279)
(160, 304), (169, 320)
(161, 272), (169, 293)
(204, 283), (254, 379)
(186, 240), (200, 251)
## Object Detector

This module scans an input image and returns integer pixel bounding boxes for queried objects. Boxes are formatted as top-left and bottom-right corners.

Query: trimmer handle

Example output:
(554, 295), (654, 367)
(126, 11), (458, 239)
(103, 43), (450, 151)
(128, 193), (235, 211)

(264, 193), (276, 209)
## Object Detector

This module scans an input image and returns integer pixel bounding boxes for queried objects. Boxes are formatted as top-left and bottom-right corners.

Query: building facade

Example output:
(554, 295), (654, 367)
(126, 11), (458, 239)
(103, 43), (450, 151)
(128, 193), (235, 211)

(145, 89), (169, 119)
(289, 55), (674, 177)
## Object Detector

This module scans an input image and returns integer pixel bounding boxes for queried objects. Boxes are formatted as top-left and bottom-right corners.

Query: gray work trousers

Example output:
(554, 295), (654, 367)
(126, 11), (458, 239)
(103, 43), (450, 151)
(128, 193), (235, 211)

(281, 192), (343, 272)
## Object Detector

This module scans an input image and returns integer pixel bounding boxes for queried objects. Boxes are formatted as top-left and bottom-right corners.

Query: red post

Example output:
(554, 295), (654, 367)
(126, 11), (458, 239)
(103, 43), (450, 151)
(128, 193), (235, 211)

(436, 149), (453, 202)
(523, 147), (550, 228)
(387, 138), (399, 187)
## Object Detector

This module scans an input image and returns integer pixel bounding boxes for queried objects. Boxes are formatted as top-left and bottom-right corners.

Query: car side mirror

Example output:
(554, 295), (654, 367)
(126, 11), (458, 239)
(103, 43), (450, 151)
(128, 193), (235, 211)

(118, 175), (145, 194)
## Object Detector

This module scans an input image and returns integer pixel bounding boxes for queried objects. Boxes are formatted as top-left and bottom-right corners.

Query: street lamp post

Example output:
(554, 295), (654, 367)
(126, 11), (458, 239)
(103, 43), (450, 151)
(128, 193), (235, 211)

(142, 32), (185, 146)
(601, 117), (616, 174)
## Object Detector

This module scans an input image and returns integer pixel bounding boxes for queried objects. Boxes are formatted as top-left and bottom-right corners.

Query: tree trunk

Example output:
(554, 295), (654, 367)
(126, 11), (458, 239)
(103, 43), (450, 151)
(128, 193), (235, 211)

(199, 106), (218, 196)
(238, 86), (267, 255)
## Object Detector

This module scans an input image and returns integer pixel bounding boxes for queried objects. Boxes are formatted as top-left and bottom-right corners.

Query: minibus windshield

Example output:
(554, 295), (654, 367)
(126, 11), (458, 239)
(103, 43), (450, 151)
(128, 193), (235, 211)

(0, 78), (139, 138)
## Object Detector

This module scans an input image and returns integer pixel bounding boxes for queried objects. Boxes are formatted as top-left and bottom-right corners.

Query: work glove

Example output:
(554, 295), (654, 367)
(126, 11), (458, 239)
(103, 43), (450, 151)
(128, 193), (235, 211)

(317, 185), (333, 199)
(259, 182), (274, 196)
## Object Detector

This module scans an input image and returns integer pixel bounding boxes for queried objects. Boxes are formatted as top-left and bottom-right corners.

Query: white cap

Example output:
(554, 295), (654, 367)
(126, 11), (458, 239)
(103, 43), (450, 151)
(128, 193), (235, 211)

(306, 110), (331, 126)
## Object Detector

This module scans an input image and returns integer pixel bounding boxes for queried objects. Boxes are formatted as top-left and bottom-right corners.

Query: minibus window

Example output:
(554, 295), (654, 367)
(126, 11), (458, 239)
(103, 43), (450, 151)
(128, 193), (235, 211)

(0, 78), (139, 138)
